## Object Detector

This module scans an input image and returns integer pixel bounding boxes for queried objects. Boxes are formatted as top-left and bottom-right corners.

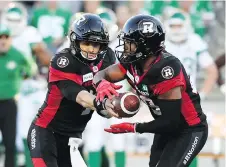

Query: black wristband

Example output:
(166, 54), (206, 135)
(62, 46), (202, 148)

(93, 98), (107, 111)
(93, 80), (102, 88)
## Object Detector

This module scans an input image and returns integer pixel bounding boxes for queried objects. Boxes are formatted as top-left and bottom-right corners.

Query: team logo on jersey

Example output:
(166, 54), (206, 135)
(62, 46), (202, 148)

(6, 61), (17, 70)
(92, 66), (98, 73)
(76, 15), (86, 25)
(57, 56), (69, 68)
(161, 66), (174, 79)
(83, 72), (93, 82)
(142, 84), (148, 92)
(136, 85), (149, 96)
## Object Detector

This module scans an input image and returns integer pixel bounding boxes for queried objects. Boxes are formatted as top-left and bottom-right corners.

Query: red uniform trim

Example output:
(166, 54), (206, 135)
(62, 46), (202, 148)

(117, 63), (127, 74)
(49, 66), (83, 85)
(32, 158), (47, 167)
(35, 85), (63, 128)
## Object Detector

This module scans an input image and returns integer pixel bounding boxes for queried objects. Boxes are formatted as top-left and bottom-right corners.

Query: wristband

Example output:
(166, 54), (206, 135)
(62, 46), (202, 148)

(93, 98), (107, 111)
(93, 80), (102, 88)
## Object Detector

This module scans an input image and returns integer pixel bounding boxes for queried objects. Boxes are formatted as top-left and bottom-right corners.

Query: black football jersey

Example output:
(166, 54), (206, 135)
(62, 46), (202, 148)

(118, 51), (206, 128)
(33, 47), (116, 137)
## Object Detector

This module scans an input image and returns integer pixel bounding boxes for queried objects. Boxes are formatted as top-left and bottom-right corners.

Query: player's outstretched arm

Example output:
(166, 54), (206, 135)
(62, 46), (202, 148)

(93, 64), (126, 101)
(76, 90), (118, 118)
(32, 42), (52, 66)
(104, 86), (181, 134)
(56, 80), (118, 118)
(105, 86), (182, 134)
(136, 86), (182, 133)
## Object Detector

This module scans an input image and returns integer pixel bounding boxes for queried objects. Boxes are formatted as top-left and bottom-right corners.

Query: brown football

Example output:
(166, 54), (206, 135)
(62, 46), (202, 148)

(112, 92), (140, 118)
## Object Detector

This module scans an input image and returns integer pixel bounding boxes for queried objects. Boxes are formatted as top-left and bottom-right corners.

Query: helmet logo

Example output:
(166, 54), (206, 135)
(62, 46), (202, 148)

(142, 22), (154, 33)
(76, 15), (86, 25)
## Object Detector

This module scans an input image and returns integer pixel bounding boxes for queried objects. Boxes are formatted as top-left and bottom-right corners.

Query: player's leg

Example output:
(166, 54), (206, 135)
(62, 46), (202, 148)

(54, 133), (87, 167)
(0, 99), (17, 167)
(101, 146), (110, 167)
(110, 117), (127, 167)
(148, 134), (170, 167)
(157, 126), (208, 167)
(27, 123), (58, 167)
(16, 94), (37, 152)
(84, 112), (107, 167)
(111, 80), (131, 167)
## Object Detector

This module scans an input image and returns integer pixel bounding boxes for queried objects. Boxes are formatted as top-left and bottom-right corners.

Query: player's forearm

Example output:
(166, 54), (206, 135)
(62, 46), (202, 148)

(93, 69), (108, 85)
(76, 90), (96, 110)
(136, 117), (179, 134)
(200, 64), (218, 95)
(93, 64), (125, 85)
(136, 99), (181, 134)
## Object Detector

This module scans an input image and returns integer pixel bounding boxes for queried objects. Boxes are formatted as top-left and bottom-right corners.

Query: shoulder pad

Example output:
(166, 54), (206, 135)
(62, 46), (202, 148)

(51, 49), (75, 73)
(146, 53), (182, 85)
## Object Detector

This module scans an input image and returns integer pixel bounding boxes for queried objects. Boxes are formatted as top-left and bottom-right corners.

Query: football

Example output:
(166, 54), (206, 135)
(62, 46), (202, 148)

(112, 92), (141, 118)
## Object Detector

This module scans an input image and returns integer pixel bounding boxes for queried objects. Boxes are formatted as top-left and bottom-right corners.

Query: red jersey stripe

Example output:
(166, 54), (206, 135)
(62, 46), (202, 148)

(118, 63), (127, 74)
(32, 158), (47, 167)
(152, 70), (185, 95)
(49, 66), (83, 85)
(35, 85), (63, 128)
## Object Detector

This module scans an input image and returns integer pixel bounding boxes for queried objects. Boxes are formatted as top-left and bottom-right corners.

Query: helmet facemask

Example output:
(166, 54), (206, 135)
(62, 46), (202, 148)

(115, 31), (165, 64)
(115, 32), (142, 64)
(70, 32), (108, 63)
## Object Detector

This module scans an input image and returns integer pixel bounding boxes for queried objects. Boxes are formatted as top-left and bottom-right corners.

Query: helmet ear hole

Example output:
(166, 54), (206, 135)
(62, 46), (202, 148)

(70, 32), (76, 42)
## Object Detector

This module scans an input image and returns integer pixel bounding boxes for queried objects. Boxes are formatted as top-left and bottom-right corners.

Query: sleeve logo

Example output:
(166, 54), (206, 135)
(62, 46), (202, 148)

(57, 56), (69, 68)
(161, 66), (174, 79)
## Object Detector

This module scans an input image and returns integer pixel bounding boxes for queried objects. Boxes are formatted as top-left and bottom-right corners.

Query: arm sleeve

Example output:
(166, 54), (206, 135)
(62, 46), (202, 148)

(56, 80), (86, 101)
(136, 99), (182, 134)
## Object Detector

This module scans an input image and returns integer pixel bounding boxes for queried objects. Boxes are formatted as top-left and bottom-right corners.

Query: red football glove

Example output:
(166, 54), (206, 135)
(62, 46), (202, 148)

(95, 79), (122, 101)
(104, 122), (136, 134)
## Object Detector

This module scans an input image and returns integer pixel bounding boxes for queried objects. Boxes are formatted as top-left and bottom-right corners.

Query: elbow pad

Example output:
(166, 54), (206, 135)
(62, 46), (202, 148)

(136, 99), (182, 134)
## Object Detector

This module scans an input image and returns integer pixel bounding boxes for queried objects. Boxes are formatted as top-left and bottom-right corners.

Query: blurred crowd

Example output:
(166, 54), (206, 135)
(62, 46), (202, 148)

(0, 1), (225, 167)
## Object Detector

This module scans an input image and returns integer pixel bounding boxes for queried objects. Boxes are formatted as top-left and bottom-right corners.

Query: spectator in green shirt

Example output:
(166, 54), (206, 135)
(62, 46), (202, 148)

(166, 0), (215, 38)
(30, 1), (72, 53)
(0, 24), (34, 167)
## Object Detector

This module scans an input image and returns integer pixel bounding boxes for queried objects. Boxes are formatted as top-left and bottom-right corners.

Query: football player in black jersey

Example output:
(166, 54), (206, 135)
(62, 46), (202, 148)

(93, 14), (208, 167)
(27, 13), (120, 167)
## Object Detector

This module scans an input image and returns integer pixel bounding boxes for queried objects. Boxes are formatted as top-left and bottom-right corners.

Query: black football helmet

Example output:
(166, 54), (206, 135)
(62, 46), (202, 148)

(69, 13), (109, 64)
(115, 14), (165, 64)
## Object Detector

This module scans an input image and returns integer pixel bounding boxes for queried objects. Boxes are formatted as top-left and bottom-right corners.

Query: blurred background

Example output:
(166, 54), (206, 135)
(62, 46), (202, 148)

(0, 0), (225, 167)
